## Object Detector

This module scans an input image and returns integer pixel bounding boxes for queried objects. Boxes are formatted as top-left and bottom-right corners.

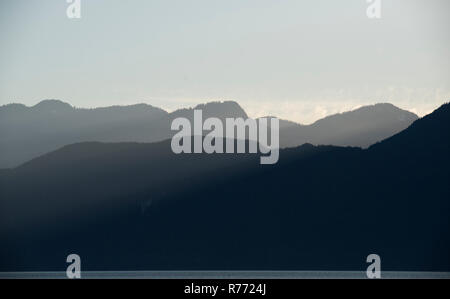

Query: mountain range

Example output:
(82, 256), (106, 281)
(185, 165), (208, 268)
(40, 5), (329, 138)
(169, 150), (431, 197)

(0, 102), (448, 272)
(0, 100), (417, 168)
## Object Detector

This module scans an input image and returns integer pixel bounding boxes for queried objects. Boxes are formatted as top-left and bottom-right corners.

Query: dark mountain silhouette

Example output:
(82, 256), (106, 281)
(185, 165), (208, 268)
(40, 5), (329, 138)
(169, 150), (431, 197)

(0, 103), (448, 272)
(0, 100), (417, 168)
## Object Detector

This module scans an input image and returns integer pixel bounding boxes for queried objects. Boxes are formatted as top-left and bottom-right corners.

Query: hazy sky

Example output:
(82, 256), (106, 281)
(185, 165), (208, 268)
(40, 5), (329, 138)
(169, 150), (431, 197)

(0, 0), (449, 123)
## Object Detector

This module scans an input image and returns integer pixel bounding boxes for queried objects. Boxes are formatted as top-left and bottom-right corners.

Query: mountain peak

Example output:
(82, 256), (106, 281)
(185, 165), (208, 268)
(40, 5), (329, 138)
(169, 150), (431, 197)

(0, 103), (27, 111)
(193, 101), (248, 118)
(314, 103), (418, 125)
(358, 103), (413, 114)
(171, 100), (248, 119)
(33, 99), (73, 111)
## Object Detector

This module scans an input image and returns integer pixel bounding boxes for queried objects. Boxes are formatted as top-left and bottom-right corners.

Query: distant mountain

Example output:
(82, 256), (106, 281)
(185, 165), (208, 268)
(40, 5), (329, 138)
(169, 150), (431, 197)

(275, 103), (418, 148)
(0, 100), (417, 168)
(0, 100), (246, 168)
(171, 101), (248, 120)
(0, 103), (448, 272)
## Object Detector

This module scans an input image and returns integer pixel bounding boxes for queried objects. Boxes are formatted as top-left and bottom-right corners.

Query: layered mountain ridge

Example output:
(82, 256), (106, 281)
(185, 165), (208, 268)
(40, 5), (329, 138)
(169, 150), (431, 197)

(0, 99), (417, 168)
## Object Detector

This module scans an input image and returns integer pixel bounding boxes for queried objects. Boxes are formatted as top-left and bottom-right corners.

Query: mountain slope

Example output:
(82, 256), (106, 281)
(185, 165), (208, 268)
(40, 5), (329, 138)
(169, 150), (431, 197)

(0, 104), (448, 272)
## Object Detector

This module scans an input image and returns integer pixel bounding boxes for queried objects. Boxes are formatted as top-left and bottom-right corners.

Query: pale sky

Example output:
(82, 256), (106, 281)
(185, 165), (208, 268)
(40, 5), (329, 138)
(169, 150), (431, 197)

(0, 0), (449, 124)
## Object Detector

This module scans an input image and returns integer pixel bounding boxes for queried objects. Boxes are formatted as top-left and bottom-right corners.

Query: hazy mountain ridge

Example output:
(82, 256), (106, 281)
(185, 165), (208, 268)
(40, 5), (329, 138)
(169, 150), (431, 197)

(0, 99), (417, 168)
(275, 103), (418, 148)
